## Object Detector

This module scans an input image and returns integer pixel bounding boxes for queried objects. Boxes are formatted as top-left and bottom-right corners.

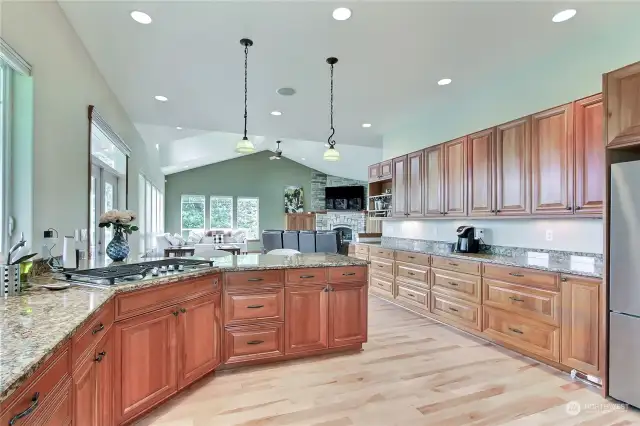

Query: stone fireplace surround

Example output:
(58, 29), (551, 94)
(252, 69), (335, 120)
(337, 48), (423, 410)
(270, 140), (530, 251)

(315, 212), (366, 241)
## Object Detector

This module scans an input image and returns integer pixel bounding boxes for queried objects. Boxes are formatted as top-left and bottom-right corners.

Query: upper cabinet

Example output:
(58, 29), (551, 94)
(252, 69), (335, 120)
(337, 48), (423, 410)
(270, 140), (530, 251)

(443, 138), (468, 217)
(368, 160), (392, 182)
(604, 61), (640, 148)
(496, 118), (531, 216)
(407, 151), (424, 217)
(531, 104), (574, 215)
(392, 156), (408, 217)
(574, 94), (604, 215)
(423, 145), (444, 216)
(368, 164), (380, 182)
(468, 128), (496, 216)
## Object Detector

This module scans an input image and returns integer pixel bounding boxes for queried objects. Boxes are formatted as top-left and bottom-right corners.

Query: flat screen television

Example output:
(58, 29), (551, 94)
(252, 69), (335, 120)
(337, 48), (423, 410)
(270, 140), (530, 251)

(325, 185), (365, 211)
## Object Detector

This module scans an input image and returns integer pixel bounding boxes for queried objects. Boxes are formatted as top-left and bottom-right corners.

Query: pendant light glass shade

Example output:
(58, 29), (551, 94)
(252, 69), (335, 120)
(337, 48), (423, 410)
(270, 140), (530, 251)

(235, 136), (255, 154)
(235, 38), (255, 154)
(323, 145), (340, 161)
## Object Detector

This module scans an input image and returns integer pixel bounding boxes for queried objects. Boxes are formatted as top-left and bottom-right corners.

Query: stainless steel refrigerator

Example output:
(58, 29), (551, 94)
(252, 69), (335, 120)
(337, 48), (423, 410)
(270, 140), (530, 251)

(609, 160), (640, 407)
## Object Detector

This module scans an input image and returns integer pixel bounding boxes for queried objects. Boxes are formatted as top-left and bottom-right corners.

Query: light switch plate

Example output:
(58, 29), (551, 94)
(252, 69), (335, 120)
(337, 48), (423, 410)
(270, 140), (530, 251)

(545, 230), (553, 241)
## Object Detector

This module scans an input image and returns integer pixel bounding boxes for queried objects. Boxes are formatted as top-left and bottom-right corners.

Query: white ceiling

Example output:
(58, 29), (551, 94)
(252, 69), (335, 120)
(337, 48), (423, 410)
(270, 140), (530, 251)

(59, 1), (640, 176)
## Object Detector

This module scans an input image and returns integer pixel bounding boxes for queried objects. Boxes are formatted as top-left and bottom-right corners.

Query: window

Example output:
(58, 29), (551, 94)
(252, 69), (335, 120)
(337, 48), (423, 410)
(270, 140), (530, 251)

(210, 196), (233, 229)
(237, 197), (259, 240)
(181, 195), (205, 239)
(0, 60), (7, 252)
(139, 174), (164, 254)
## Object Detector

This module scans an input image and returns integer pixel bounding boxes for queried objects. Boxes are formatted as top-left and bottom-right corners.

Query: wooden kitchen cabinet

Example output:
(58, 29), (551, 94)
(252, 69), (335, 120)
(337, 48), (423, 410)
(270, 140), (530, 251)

(444, 138), (468, 217)
(285, 213), (316, 231)
(561, 275), (601, 376)
(604, 61), (640, 148)
(368, 163), (380, 182)
(392, 155), (408, 217)
(177, 294), (221, 389)
(423, 145), (444, 216)
(285, 284), (329, 354)
(496, 117), (531, 215)
(407, 150), (424, 216)
(468, 128), (496, 216)
(368, 160), (392, 182)
(114, 307), (178, 425)
(574, 94), (604, 215)
(329, 283), (368, 347)
(531, 103), (574, 214)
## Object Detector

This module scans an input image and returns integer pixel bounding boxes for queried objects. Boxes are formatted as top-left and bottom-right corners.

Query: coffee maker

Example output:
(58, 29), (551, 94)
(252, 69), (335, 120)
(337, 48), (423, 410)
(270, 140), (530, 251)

(455, 226), (480, 253)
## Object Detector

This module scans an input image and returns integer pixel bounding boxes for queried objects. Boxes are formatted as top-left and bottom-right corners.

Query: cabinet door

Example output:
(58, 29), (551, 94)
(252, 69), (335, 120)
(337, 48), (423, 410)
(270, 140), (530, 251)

(329, 283), (368, 348)
(96, 329), (114, 426)
(423, 145), (444, 216)
(177, 293), (221, 390)
(561, 276), (600, 377)
(380, 160), (392, 180)
(468, 128), (495, 216)
(574, 94), (604, 215)
(368, 163), (381, 182)
(115, 307), (178, 425)
(285, 285), (329, 354)
(392, 155), (408, 217)
(604, 61), (640, 148)
(407, 150), (424, 216)
(532, 104), (574, 214)
(443, 138), (467, 217)
(496, 117), (531, 215)
(73, 352), (97, 426)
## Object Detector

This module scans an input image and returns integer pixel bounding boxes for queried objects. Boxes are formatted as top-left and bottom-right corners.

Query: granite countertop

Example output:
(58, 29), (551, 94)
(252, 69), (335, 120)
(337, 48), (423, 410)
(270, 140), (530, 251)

(356, 242), (602, 278)
(0, 253), (368, 402)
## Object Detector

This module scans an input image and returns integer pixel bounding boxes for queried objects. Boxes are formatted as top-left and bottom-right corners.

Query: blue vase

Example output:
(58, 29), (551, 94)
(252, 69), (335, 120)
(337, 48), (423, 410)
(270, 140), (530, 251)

(106, 228), (130, 261)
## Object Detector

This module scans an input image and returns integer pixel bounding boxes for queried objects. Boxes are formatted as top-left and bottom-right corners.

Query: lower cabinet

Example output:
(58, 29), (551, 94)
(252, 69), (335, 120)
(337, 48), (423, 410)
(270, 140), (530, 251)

(329, 283), (368, 347)
(285, 285), (329, 354)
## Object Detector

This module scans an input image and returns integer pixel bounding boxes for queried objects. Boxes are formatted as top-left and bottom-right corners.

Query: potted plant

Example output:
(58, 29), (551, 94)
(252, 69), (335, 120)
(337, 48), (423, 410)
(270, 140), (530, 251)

(99, 210), (139, 261)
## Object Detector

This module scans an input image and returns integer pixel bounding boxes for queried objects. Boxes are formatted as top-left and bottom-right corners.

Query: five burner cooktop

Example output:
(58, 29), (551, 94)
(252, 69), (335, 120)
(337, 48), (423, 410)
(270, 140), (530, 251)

(65, 258), (215, 285)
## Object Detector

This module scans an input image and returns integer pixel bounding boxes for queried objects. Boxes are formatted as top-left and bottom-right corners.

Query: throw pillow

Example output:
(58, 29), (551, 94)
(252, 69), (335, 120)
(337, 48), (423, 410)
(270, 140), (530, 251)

(165, 234), (179, 246)
(187, 230), (203, 244)
(213, 234), (224, 244)
(229, 230), (246, 243)
(173, 233), (186, 246)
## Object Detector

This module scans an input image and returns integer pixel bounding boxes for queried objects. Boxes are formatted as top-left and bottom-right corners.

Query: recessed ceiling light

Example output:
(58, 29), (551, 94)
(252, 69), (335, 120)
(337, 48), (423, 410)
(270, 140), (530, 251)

(276, 87), (296, 96)
(176, 126), (182, 130)
(155, 144), (159, 150)
(552, 9), (576, 23)
(130, 11), (152, 24)
(362, 123), (371, 128)
(270, 111), (282, 116)
(437, 78), (452, 86)
(155, 95), (168, 102)
(332, 7), (352, 21)
(301, 157), (306, 161)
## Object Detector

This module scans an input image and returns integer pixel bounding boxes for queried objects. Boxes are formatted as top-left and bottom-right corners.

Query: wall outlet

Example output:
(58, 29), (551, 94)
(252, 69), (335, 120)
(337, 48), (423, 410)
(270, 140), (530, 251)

(545, 230), (553, 241)
(474, 228), (485, 240)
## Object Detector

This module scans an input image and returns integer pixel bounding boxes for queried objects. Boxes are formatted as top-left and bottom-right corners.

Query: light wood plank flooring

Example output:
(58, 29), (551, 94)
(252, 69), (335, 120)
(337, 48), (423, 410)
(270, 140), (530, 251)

(136, 296), (640, 426)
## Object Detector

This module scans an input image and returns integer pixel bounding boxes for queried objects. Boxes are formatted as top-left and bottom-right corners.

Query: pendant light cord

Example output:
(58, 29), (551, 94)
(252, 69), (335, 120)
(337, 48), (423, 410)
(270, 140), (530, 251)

(328, 62), (336, 148)
(243, 44), (249, 139)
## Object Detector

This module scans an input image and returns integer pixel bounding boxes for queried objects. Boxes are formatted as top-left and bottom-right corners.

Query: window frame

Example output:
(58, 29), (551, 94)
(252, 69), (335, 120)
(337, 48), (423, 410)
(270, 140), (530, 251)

(0, 60), (11, 253)
(139, 173), (164, 255)
(236, 196), (260, 241)
(180, 194), (206, 239)
(209, 195), (234, 230)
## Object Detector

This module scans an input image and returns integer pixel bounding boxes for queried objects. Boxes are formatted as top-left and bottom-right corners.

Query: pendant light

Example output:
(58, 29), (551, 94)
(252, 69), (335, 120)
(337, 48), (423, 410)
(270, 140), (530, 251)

(235, 38), (255, 154)
(324, 57), (340, 161)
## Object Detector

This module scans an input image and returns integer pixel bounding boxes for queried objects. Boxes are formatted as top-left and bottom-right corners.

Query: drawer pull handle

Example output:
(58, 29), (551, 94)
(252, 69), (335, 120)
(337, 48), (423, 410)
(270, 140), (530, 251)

(560, 277), (568, 282)
(299, 275), (315, 278)
(378, 251), (384, 254)
(509, 296), (525, 303)
(95, 351), (107, 362)
(508, 327), (524, 335)
(447, 281), (459, 286)
(247, 340), (264, 345)
(448, 307), (459, 312)
(247, 304), (264, 309)
(9, 392), (39, 425)
(408, 272), (415, 276)
(377, 264), (384, 268)
(247, 278), (264, 282)
(509, 273), (524, 277)
(342, 272), (357, 276)
(449, 262), (459, 267)
(92, 323), (105, 335)
(407, 293), (415, 298)
(408, 256), (416, 259)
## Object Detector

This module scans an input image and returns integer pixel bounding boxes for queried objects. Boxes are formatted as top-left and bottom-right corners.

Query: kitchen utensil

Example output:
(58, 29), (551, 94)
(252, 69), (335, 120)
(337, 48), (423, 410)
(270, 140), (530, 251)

(10, 253), (37, 265)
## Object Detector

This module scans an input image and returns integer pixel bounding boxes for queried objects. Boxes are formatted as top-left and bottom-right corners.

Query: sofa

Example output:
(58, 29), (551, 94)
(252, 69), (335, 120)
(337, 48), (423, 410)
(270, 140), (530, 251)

(153, 229), (248, 257)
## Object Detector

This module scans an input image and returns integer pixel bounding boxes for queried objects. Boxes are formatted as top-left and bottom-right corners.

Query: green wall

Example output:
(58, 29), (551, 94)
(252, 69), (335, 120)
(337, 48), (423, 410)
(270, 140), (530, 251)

(165, 151), (317, 250)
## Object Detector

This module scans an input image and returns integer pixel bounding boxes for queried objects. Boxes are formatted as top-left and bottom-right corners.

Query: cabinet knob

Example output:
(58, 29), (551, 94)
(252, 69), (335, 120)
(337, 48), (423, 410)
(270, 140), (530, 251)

(490, 210), (495, 213)
(180, 308), (187, 314)
(496, 210), (501, 213)
(172, 310), (179, 317)
(561, 277), (568, 282)
(575, 206), (582, 210)
(566, 206), (572, 210)
(95, 351), (106, 362)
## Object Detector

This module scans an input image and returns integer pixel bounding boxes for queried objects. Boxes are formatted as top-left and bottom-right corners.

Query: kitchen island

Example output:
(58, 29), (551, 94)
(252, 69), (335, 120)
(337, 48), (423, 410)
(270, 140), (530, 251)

(0, 253), (368, 425)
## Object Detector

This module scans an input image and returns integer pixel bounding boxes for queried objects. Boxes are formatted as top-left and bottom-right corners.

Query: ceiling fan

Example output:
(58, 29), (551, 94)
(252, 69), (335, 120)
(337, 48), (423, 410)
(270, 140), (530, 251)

(269, 140), (283, 160)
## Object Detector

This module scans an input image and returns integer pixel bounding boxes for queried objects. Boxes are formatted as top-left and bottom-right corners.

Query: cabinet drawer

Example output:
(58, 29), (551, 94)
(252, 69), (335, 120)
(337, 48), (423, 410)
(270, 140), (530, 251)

(396, 262), (429, 287)
(355, 245), (370, 255)
(369, 257), (394, 277)
(1, 344), (70, 424)
(396, 282), (429, 312)
(431, 268), (481, 304)
(431, 256), (481, 276)
(115, 274), (219, 320)
(328, 266), (367, 283)
(369, 247), (394, 260)
(224, 288), (284, 325)
(430, 293), (482, 331)
(483, 279), (560, 325)
(369, 275), (393, 295)
(72, 299), (114, 366)
(225, 270), (284, 288)
(224, 323), (285, 364)
(286, 268), (328, 285)
(483, 306), (560, 361)
(355, 254), (368, 261)
(482, 264), (558, 291)
(395, 251), (430, 267)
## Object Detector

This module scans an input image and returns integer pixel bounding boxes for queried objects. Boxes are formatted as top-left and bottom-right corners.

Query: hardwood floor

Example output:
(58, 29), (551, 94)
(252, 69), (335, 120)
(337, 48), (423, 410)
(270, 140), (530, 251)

(135, 296), (640, 426)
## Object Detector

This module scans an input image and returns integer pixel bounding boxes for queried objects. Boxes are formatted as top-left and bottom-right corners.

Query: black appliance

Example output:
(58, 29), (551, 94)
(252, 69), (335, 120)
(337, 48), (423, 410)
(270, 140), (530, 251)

(455, 226), (479, 253)
(325, 186), (365, 211)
